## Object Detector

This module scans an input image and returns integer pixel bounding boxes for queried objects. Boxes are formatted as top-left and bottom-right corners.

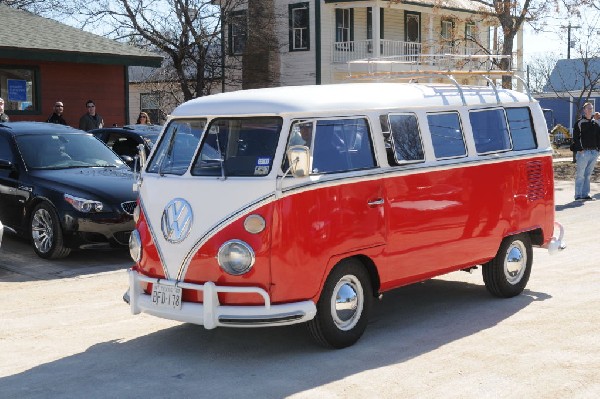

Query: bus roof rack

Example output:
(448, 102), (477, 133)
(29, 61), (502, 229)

(345, 54), (533, 104)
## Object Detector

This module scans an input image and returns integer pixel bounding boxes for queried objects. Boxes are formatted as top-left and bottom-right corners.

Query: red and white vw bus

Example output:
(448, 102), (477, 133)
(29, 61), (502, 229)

(125, 83), (564, 348)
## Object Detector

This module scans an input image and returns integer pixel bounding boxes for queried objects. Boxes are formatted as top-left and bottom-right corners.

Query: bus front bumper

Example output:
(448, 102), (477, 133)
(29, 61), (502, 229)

(125, 269), (317, 328)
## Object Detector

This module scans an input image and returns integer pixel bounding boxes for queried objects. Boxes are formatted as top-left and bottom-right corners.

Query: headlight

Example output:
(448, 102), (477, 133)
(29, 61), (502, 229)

(64, 194), (104, 212)
(217, 240), (255, 275)
(129, 229), (142, 262)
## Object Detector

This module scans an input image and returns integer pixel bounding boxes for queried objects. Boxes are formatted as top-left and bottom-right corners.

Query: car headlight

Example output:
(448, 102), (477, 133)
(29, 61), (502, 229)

(217, 240), (255, 275)
(64, 194), (104, 212)
(129, 229), (142, 262)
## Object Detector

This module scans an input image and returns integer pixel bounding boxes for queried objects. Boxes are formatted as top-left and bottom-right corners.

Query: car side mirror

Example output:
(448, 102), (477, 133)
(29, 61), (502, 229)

(286, 145), (310, 178)
(0, 159), (15, 170)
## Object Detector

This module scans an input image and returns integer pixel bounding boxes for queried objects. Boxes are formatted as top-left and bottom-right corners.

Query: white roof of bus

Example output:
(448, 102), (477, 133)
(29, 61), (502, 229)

(171, 83), (533, 117)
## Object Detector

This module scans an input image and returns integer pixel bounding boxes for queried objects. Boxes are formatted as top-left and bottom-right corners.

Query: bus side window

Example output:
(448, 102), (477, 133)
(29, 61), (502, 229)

(388, 113), (424, 164)
(312, 118), (375, 173)
(506, 107), (537, 150)
(427, 112), (467, 159)
(469, 108), (511, 154)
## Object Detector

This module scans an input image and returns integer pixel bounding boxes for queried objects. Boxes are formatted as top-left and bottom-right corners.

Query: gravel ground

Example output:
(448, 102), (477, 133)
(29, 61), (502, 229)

(552, 146), (600, 183)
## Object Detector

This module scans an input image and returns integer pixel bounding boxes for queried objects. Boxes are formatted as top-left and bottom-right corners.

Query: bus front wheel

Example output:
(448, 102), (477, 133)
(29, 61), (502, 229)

(307, 258), (373, 349)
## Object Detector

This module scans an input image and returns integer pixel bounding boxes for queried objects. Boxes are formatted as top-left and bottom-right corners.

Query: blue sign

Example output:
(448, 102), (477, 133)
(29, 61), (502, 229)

(7, 79), (27, 102)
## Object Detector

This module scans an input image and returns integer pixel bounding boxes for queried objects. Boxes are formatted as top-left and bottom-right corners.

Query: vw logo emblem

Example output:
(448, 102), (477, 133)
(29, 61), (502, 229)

(161, 198), (193, 243)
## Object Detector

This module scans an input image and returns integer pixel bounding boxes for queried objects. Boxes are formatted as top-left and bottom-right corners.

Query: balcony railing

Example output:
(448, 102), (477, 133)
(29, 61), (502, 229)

(332, 40), (422, 63)
(332, 39), (511, 72)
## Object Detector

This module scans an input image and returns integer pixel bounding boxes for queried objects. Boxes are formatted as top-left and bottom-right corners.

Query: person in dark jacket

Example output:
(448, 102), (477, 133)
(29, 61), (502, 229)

(46, 101), (67, 125)
(78, 99), (104, 131)
(0, 97), (8, 122)
(572, 102), (600, 201)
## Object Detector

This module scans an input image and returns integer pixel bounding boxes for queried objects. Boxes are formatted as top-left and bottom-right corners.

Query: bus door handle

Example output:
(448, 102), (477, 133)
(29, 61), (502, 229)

(368, 198), (384, 207)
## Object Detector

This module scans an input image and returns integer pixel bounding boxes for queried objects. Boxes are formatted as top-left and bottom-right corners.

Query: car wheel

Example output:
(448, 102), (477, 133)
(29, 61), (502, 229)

(482, 234), (532, 298)
(30, 202), (71, 259)
(307, 258), (373, 349)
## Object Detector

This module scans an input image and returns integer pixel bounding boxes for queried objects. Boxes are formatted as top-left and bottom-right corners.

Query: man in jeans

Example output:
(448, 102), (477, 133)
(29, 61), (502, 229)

(572, 102), (600, 201)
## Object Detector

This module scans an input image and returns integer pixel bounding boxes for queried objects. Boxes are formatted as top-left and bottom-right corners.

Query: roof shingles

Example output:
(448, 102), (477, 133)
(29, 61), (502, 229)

(0, 4), (162, 67)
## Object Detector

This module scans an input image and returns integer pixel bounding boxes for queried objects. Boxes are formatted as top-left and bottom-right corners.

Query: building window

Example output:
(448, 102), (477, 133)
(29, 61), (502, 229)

(441, 20), (454, 40)
(335, 9), (353, 43)
(228, 11), (247, 55)
(405, 12), (420, 43)
(140, 93), (161, 124)
(465, 22), (477, 54)
(0, 67), (38, 114)
(289, 3), (310, 51)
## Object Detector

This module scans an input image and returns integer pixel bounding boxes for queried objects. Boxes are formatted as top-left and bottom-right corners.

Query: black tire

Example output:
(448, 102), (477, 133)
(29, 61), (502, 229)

(30, 202), (71, 259)
(482, 234), (532, 298)
(308, 258), (373, 349)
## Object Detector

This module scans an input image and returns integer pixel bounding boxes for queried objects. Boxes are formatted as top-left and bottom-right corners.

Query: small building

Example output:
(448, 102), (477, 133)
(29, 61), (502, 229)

(0, 4), (162, 127)
(537, 58), (600, 132)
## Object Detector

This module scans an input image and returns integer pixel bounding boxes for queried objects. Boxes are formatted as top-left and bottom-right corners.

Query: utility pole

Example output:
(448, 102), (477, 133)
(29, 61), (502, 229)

(561, 23), (581, 59)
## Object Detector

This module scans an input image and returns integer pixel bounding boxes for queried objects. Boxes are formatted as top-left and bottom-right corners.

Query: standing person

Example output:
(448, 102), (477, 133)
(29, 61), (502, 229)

(136, 111), (152, 125)
(572, 102), (600, 201)
(47, 101), (67, 125)
(0, 97), (9, 122)
(78, 100), (104, 131)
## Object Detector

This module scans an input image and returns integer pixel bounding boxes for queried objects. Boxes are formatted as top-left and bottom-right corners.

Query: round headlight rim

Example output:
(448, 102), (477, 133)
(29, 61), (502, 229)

(217, 239), (255, 276)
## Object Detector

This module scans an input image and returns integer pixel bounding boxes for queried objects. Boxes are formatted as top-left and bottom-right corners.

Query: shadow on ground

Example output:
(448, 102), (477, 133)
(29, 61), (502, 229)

(0, 278), (551, 399)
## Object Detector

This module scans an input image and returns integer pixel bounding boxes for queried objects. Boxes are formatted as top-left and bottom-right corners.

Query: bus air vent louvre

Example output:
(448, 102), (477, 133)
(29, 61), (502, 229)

(526, 161), (544, 201)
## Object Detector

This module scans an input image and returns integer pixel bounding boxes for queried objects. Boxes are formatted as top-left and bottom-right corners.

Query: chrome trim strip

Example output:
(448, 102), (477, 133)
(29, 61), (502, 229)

(176, 192), (277, 281)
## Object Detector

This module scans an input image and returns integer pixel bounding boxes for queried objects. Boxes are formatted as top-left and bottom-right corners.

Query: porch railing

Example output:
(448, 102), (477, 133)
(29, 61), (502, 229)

(332, 39), (512, 72)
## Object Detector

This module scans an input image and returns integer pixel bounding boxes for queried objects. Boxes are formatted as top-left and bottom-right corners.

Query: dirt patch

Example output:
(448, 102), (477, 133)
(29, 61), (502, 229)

(552, 146), (600, 182)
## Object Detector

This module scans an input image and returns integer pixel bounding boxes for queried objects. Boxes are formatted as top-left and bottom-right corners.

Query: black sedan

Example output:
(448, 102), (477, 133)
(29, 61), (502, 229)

(91, 124), (162, 168)
(0, 122), (137, 259)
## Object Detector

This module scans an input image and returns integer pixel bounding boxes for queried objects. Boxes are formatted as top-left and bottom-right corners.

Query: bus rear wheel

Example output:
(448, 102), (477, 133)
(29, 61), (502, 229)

(308, 258), (373, 349)
(483, 234), (532, 298)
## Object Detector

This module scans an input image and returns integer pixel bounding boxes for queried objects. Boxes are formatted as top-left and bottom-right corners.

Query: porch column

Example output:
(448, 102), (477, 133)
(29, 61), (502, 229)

(516, 26), (524, 92)
(373, 4), (381, 58)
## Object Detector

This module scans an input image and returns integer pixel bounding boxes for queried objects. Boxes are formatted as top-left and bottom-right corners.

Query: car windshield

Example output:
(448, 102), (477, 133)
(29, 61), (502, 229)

(16, 133), (128, 170)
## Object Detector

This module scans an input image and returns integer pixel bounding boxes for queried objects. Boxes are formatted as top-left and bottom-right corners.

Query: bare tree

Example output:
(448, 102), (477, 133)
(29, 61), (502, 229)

(64, 0), (249, 103)
(526, 52), (559, 94)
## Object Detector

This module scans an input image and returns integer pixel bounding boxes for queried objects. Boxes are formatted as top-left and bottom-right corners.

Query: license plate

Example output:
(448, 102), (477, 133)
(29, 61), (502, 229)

(151, 283), (182, 310)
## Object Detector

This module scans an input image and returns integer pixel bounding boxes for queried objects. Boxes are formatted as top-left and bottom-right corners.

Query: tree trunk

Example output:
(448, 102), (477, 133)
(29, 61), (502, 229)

(243, 0), (280, 89)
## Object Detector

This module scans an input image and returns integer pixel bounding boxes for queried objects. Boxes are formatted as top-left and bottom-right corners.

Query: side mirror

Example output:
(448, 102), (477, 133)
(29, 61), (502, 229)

(286, 145), (310, 178)
(0, 159), (15, 170)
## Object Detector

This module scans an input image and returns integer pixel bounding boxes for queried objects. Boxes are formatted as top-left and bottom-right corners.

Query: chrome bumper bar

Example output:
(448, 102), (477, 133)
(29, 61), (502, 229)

(544, 221), (566, 254)
(126, 269), (317, 328)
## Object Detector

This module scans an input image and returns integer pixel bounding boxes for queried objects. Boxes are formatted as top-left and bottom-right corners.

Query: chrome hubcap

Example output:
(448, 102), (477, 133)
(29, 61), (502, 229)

(32, 209), (53, 253)
(331, 275), (364, 331)
(504, 241), (526, 285)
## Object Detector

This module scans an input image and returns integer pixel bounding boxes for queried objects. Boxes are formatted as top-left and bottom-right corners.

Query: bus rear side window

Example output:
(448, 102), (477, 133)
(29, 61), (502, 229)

(427, 112), (466, 159)
(388, 113), (424, 164)
(506, 107), (537, 150)
(470, 108), (511, 154)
